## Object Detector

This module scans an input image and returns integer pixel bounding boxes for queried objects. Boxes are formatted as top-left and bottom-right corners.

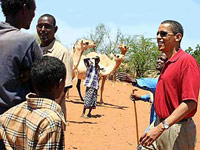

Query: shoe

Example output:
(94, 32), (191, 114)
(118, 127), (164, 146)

(87, 114), (92, 118)
(81, 114), (89, 119)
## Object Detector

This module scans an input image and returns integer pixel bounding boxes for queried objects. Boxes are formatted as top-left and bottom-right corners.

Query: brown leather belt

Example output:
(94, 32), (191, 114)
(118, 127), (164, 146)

(159, 118), (192, 123)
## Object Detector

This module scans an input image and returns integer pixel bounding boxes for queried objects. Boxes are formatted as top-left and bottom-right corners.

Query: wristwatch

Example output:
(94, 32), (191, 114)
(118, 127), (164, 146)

(162, 120), (169, 130)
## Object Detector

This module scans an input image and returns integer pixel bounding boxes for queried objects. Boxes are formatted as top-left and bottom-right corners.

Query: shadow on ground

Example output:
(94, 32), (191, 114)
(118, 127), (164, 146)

(67, 120), (97, 124)
(66, 99), (129, 110)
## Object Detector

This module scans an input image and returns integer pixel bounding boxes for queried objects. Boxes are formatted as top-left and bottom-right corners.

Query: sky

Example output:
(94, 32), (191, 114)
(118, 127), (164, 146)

(0, 0), (200, 50)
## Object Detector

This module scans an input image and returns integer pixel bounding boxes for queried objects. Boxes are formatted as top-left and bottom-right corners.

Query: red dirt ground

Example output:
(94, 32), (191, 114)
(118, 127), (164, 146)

(65, 80), (200, 150)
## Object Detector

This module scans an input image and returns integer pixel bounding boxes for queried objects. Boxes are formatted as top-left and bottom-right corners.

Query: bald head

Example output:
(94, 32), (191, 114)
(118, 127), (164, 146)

(156, 53), (167, 72)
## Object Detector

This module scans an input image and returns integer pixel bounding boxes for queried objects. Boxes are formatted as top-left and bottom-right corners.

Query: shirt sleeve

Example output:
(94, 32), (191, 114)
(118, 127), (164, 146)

(181, 65), (200, 102)
(21, 40), (43, 70)
(37, 129), (65, 149)
(62, 50), (73, 87)
(141, 94), (151, 102)
(134, 78), (158, 92)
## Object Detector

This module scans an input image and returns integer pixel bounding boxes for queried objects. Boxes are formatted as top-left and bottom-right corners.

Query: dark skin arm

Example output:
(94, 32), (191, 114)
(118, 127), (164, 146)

(83, 58), (91, 68)
(17, 69), (30, 83)
(115, 72), (136, 84)
(99, 67), (105, 71)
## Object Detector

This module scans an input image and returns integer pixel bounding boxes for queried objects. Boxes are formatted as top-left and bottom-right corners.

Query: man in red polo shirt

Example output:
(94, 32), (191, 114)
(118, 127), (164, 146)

(139, 20), (200, 150)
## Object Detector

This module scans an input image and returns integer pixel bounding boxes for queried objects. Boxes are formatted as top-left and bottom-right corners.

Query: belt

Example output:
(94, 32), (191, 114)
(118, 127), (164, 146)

(159, 118), (192, 123)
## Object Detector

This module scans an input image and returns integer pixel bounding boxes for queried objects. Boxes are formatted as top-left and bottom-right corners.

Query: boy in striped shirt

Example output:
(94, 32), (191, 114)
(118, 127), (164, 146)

(81, 56), (103, 118)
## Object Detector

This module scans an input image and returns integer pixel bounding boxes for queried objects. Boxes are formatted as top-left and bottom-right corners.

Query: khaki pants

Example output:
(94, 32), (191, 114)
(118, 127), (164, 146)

(141, 118), (196, 150)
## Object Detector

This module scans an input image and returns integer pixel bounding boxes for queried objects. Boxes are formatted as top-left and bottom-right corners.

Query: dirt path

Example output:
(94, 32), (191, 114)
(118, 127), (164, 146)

(65, 80), (200, 150)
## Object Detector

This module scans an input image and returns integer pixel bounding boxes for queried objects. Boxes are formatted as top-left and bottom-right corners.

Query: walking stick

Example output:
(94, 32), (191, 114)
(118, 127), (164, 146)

(132, 89), (139, 145)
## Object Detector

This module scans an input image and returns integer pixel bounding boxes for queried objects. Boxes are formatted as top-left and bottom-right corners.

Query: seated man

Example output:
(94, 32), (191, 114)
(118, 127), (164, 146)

(0, 56), (66, 149)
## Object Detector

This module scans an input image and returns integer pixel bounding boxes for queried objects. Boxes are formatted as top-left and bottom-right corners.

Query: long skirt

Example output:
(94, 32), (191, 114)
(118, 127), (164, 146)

(84, 87), (97, 109)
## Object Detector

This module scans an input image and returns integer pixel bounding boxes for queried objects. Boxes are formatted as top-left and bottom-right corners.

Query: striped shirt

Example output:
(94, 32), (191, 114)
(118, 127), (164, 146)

(83, 59), (100, 89)
(0, 93), (66, 150)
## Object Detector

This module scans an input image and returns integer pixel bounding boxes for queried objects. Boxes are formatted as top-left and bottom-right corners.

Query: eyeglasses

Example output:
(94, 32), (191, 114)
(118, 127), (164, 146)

(37, 24), (54, 29)
(157, 31), (174, 37)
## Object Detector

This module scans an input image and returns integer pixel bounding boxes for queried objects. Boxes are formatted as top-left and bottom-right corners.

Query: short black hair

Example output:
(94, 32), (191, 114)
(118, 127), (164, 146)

(31, 56), (66, 93)
(1, 0), (34, 17)
(38, 14), (56, 26)
(161, 20), (184, 37)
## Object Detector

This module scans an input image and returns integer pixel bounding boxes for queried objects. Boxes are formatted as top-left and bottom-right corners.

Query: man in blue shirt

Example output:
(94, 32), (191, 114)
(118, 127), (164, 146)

(116, 53), (167, 126)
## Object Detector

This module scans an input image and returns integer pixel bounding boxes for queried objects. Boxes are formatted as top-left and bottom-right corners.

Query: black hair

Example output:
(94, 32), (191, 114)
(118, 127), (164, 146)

(31, 56), (66, 93)
(1, 0), (34, 17)
(38, 13), (56, 26)
(161, 20), (184, 37)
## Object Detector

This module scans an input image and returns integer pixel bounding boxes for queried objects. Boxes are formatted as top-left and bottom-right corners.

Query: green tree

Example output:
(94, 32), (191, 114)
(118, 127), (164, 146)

(118, 35), (159, 77)
(84, 24), (122, 55)
(185, 44), (200, 64)
(83, 24), (160, 78)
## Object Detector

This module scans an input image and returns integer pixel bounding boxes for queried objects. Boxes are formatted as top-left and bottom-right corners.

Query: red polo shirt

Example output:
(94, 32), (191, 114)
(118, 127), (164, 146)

(155, 49), (200, 119)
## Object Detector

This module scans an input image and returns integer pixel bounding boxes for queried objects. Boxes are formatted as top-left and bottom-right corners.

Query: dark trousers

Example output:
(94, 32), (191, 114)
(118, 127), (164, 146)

(0, 140), (5, 150)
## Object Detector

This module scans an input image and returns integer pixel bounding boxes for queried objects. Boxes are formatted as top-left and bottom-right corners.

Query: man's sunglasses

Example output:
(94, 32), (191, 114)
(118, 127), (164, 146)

(157, 31), (174, 37)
